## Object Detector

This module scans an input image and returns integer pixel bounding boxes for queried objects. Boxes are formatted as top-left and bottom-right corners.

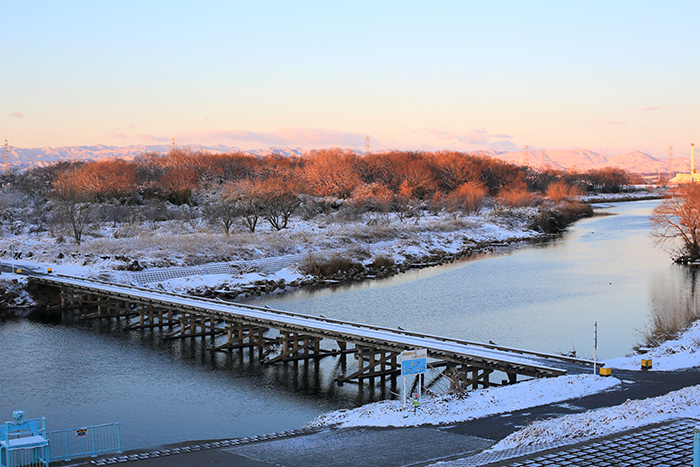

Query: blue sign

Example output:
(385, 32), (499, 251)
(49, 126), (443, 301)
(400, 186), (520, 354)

(401, 349), (427, 375)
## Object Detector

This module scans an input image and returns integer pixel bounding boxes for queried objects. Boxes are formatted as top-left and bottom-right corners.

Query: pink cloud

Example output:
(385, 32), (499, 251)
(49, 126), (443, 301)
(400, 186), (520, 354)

(138, 133), (171, 143)
(9, 112), (22, 118)
(108, 132), (127, 139)
(181, 128), (368, 147)
(427, 129), (517, 150)
(426, 128), (518, 151)
(642, 107), (660, 111)
(428, 129), (489, 145)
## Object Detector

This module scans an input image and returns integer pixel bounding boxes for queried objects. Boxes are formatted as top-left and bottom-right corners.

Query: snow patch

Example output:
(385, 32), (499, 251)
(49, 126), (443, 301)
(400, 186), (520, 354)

(308, 374), (620, 429)
(493, 384), (700, 450)
(606, 320), (700, 371)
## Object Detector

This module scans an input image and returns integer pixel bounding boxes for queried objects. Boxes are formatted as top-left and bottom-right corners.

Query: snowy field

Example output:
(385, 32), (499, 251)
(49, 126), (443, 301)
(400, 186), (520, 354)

(0, 204), (546, 296)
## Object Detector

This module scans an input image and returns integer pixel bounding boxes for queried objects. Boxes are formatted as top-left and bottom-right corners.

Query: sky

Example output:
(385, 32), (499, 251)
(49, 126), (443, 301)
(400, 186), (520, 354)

(2, 1), (699, 158)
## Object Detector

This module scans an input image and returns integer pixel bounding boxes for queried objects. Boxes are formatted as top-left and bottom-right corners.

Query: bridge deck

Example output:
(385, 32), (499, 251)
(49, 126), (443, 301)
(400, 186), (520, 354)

(27, 274), (598, 381)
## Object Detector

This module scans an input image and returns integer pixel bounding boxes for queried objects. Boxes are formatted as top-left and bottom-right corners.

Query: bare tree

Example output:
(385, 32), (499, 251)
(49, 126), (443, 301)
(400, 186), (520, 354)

(651, 184), (700, 263)
(52, 167), (95, 245)
(263, 188), (301, 231)
(140, 199), (168, 230)
(227, 180), (264, 233)
(204, 196), (238, 237)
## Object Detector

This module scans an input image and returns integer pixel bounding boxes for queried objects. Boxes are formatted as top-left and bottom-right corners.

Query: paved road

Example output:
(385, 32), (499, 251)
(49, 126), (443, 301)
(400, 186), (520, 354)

(445, 367), (700, 440)
(68, 368), (700, 467)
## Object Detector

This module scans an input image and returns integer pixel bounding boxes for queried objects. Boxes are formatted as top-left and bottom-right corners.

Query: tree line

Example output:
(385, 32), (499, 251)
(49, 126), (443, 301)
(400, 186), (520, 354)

(0, 148), (636, 244)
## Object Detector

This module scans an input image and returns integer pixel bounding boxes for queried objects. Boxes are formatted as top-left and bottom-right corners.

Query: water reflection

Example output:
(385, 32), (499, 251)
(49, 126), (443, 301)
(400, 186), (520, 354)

(0, 312), (392, 451)
(256, 200), (674, 360)
(643, 266), (700, 348)
(2, 199), (690, 450)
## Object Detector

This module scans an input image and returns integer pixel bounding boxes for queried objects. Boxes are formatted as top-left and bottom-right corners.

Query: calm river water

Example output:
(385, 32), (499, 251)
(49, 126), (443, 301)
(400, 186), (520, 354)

(0, 199), (687, 449)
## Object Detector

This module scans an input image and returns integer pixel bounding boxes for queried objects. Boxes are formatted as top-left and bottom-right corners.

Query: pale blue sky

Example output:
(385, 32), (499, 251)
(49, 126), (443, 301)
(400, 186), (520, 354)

(3, 1), (699, 157)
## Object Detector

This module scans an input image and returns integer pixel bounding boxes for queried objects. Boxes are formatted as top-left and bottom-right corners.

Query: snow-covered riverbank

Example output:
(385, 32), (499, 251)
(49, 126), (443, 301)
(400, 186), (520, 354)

(308, 316), (700, 451)
(0, 204), (550, 299)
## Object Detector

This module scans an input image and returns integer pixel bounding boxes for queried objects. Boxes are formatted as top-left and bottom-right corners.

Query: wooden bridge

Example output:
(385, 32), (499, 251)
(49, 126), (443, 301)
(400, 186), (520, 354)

(28, 273), (597, 392)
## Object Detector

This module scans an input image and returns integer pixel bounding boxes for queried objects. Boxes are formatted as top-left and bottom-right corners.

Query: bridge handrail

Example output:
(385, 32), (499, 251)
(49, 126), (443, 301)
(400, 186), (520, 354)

(34, 274), (580, 370)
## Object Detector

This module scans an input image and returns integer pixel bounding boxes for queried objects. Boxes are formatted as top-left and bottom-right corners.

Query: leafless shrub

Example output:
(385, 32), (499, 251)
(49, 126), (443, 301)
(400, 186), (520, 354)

(369, 254), (395, 269)
(445, 181), (488, 214)
(300, 253), (365, 277)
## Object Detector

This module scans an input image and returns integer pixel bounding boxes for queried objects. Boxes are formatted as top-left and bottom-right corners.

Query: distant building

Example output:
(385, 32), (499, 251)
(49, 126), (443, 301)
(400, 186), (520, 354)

(670, 144), (699, 183)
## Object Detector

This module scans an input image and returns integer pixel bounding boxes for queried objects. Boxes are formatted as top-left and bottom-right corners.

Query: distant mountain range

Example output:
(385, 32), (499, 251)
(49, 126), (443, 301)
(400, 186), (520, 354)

(479, 148), (686, 174)
(0, 144), (686, 174)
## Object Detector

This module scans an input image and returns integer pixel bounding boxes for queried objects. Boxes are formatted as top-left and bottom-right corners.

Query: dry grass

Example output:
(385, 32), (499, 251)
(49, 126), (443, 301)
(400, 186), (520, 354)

(369, 254), (395, 269)
(299, 253), (365, 277)
(636, 275), (700, 349)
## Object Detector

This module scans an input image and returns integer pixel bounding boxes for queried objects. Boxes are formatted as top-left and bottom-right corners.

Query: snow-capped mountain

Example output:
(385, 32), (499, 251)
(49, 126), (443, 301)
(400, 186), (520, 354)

(485, 148), (686, 173)
(0, 144), (685, 174)
(0, 144), (305, 171)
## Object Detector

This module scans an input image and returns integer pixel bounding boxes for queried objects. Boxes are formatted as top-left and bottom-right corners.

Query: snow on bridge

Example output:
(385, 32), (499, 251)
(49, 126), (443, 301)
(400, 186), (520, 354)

(28, 273), (596, 390)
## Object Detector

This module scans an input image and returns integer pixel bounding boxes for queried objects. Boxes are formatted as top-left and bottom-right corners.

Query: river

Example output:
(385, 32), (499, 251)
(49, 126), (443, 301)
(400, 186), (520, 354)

(0, 199), (685, 450)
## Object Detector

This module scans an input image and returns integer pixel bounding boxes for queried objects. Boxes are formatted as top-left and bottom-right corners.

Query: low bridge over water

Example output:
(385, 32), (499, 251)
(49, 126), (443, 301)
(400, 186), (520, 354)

(28, 273), (596, 392)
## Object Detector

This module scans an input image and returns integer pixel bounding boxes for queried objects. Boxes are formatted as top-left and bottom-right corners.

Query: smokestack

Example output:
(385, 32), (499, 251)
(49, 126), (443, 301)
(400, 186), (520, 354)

(693, 143), (696, 175)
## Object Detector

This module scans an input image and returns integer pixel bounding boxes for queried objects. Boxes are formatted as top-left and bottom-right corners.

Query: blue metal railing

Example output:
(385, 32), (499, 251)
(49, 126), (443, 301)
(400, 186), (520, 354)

(47, 423), (121, 461)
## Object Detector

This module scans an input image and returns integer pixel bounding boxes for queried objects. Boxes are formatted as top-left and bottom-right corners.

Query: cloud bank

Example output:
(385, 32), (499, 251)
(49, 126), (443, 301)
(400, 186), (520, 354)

(138, 127), (368, 148)
(426, 128), (518, 151)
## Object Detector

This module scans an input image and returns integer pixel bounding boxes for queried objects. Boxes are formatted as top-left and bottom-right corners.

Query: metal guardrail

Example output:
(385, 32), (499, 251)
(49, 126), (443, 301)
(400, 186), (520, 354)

(1, 444), (50, 467)
(47, 423), (121, 461)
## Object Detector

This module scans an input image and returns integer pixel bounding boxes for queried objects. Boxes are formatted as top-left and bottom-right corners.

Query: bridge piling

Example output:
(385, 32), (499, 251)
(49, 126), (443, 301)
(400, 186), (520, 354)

(28, 274), (591, 397)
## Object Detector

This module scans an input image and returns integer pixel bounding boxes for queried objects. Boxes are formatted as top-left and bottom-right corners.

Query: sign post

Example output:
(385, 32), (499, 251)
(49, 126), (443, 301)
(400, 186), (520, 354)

(9, 243), (15, 274)
(401, 349), (427, 407)
(593, 321), (598, 376)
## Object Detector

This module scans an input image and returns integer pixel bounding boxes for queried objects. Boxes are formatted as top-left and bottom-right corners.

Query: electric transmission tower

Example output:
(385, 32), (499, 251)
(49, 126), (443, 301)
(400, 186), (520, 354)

(365, 136), (370, 156)
(668, 145), (674, 176)
(3, 140), (8, 173)
(523, 145), (529, 166)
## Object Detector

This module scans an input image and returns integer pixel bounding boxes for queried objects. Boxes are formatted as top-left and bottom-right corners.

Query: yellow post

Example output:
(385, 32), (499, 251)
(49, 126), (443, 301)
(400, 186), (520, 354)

(600, 367), (612, 377)
(47, 268), (52, 274)
(641, 359), (652, 371)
